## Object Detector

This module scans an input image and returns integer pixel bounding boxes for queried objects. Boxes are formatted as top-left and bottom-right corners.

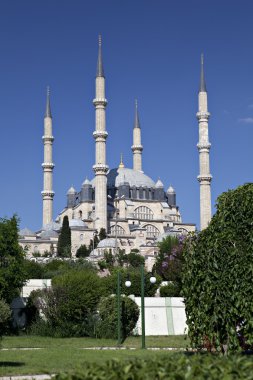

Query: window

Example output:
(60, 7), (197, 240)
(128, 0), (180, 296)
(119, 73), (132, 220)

(134, 206), (154, 220)
(110, 224), (125, 235)
(79, 210), (83, 219)
(145, 224), (160, 238)
(80, 234), (83, 241)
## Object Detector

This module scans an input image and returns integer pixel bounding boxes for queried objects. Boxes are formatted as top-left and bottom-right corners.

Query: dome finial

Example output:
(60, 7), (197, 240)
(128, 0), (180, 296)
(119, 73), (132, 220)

(45, 86), (52, 118)
(199, 53), (207, 92)
(119, 153), (125, 168)
(96, 34), (105, 77)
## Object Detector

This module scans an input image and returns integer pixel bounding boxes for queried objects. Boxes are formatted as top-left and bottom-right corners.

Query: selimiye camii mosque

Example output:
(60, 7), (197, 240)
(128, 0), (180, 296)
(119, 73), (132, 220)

(19, 36), (212, 264)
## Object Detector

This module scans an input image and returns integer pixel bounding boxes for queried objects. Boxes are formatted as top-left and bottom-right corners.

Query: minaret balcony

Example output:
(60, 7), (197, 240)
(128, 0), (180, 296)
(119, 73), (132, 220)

(93, 164), (109, 174)
(93, 98), (108, 107)
(41, 190), (55, 198)
(131, 144), (143, 152)
(196, 111), (210, 121)
(42, 162), (55, 169)
(42, 135), (54, 142)
(93, 131), (108, 139)
(197, 174), (212, 183)
(197, 143), (211, 152)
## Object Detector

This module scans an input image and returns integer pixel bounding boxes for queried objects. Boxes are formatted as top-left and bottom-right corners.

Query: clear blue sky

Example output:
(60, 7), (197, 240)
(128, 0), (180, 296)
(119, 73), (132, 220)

(0, 0), (252, 231)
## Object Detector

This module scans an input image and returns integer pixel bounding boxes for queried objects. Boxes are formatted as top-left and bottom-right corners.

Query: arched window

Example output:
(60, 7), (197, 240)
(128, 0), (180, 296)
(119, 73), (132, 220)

(144, 224), (160, 238)
(80, 234), (83, 241)
(34, 245), (39, 253)
(79, 210), (83, 219)
(110, 225), (125, 236)
(134, 206), (154, 220)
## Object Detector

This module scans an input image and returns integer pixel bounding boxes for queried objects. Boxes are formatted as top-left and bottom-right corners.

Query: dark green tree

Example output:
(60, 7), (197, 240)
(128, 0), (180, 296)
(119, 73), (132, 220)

(0, 216), (27, 303)
(182, 183), (253, 353)
(57, 216), (71, 257)
(127, 250), (145, 268)
(76, 244), (89, 258)
(99, 228), (107, 241)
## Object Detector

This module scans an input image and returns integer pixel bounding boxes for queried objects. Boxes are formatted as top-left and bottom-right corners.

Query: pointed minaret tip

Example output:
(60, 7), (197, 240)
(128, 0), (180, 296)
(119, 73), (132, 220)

(96, 34), (105, 78)
(119, 153), (125, 168)
(134, 99), (140, 129)
(45, 86), (52, 118)
(199, 53), (207, 93)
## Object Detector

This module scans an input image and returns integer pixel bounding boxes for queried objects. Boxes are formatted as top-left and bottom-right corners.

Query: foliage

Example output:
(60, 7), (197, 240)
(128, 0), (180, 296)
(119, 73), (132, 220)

(96, 296), (139, 341)
(159, 282), (181, 297)
(126, 251), (145, 268)
(53, 355), (253, 380)
(104, 250), (116, 268)
(76, 244), (89, 258)
(0, 298), (11, 337)
(0, 216), (27, 303)
(182, 183), (253, 353)
(24, 259), (45, 279)
(99, 228), (107, 241)
(102, 268), (161, 297)
(30, 269), (105, 337)
(57, 216), (71, 257)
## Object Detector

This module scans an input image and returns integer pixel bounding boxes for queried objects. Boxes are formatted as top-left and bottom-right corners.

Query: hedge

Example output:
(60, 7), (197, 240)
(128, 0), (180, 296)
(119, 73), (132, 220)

(53, 354), (253, 380)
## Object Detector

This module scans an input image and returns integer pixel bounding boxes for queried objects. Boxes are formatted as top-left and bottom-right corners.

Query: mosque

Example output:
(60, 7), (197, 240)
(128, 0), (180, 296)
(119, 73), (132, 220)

(19, 37), (212, 263)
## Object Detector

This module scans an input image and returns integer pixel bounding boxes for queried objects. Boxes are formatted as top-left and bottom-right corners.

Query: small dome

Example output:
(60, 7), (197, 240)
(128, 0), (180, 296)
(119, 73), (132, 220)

(19, 228), (36, 237)
(167, 185), (175, 193)
(43, 221), (61, 231)
(40, 229), (58, 239)
(69, 218), (86, 227)
(67, 186), (76, 194)
(156, 229), (181, 242)
(82, 178), (91, 186)
(155, 179), (164, 188)
(97, 238), (118, 248)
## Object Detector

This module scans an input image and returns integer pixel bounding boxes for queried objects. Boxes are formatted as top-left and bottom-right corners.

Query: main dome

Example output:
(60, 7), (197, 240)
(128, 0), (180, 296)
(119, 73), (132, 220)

(105, 168), (156, 188)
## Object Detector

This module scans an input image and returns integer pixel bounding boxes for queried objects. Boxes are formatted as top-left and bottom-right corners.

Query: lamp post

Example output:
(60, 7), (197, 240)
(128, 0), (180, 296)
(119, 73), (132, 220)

(124, 264), (156, 349)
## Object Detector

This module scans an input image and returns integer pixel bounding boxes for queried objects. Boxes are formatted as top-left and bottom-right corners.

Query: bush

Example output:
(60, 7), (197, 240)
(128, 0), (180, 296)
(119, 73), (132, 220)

(24, 260), (45, 279)
(76, 245), (89, 258)
(29, 269), (105, 337)
(96, 296), (139, 341)
(0, 298), (11, 337)
(160, 282), (181, 297)
(53, 354), (253, 380)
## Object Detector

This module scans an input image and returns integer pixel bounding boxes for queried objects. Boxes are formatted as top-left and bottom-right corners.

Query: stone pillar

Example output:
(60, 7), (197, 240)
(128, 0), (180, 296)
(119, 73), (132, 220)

(41, 88), (55, 226)
(93, 36), (109, 232)
(197, 55), (212, 230)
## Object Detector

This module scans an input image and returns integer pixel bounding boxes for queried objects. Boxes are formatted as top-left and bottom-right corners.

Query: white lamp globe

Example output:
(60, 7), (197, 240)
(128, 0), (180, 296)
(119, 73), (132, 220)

(125, 280), (132, 288)
(150, 276), (156, 284)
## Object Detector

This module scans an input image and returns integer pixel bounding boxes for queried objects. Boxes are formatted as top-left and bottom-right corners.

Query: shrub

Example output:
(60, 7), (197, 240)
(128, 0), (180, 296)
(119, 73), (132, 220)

(53, 354), (253, 380)
(0, 298), (11, 337)
(96, 295), (139, 341)
(76, 244), (89, 258)
(24, 259), (45, 279)
(160, 282), (181, 297)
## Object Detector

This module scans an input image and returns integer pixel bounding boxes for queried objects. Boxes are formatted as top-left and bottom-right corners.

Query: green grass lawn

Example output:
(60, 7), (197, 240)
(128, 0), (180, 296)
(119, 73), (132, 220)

(0, 335), (188, 376)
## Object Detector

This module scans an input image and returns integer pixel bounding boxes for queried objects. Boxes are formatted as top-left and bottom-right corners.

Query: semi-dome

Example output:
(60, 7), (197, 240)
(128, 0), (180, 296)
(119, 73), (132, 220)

(19, 227), (36, 237)
(69, 218), (87, 227)
(40, 229), (59, 239)
(97, 238), (118, 248)
(104, 168), (156, 188)
(43, 221), (61, 231)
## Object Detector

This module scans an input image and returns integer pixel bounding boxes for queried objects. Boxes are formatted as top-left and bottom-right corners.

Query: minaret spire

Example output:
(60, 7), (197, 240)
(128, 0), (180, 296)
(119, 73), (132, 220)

(93, 35), (108, 231)
(132, 99), (143, 172)
(196, 55), (212, 230)
(96, 34), (104, 77)
(45, 86), (52, 118)
(199, 53), (207, 93)
(42, 87), (55, 227)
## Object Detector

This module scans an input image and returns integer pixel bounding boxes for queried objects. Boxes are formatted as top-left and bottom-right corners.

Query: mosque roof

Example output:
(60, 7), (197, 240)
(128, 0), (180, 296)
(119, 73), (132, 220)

(42, 221), (61, 231)
(97, 238), (118, 248)
(93, 168), (156, 188)
(156, 229), (181, 242)
(19, 228), (36, 237)
(40, 229), (59, 239)
(69, 219), (87, 227)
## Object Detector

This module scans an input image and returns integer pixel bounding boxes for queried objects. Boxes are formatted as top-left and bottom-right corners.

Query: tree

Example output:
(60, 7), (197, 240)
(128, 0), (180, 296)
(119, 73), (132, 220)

(57, 216), (71, 257)
(182, 183), (253, 353)
(99, 228), (107, 241)
(127, 251), (145, 268)
(0, 216), (27, 303)
(76, 244), (89, 258)
(0, 298), (11, 337)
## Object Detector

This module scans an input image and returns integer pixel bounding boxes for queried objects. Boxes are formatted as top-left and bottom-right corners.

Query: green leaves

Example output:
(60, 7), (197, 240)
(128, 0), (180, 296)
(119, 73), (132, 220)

(182, 183), (253, 353)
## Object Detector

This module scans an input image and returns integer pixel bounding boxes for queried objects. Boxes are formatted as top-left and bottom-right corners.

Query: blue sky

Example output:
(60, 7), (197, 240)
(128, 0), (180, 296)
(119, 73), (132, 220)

(0, 0), (252, 231)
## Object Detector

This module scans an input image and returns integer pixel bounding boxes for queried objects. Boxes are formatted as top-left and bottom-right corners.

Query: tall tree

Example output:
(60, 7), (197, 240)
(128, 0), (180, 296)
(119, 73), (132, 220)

(182, 183), (253, 353)
(57, 216), (71, 257)
(99, 228), (107, 241)
(0, 216), (27, 303)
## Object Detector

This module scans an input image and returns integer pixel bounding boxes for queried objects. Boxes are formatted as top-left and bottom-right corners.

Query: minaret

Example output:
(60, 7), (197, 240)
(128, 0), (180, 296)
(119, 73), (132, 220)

(196, 54), (212, 230)
(41, 87), (55, 226)
(131, 100), (143, 172)
(93, 35), (109, 231)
